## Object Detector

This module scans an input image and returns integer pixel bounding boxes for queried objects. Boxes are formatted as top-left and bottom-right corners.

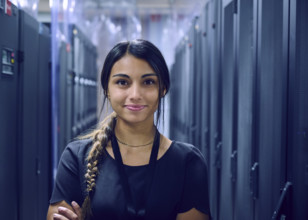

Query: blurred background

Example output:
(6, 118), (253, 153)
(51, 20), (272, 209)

(1, 0), (308, 219)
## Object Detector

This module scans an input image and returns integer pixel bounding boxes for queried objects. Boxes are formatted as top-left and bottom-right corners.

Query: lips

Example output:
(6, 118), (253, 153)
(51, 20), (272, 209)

(125, 105), (146, 111)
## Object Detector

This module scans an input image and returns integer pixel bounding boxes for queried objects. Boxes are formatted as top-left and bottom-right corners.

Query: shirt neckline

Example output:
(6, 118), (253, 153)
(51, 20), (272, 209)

(104, 141), (175, 168)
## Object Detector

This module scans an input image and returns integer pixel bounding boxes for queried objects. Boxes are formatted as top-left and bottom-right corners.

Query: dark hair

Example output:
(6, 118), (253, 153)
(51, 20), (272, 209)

(101, 39), (170, 124)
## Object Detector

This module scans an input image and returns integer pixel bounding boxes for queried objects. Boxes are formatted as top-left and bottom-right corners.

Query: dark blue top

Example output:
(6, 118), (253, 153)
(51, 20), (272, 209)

(50, 139), (211, 220)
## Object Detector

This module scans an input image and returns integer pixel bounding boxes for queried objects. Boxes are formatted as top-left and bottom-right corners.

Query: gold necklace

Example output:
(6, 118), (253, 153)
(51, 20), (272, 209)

(116, 137), (154, 147)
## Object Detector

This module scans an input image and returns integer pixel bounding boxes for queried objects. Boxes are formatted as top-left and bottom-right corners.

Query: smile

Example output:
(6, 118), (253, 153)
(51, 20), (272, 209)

(125, 105), (146, 111)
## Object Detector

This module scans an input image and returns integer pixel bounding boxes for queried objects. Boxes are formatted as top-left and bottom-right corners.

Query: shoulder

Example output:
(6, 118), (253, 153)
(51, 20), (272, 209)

(161, 140), (207, 172)
(60, 139), (93, 163)
(171, 141), (208, 176)
(66, 138), (93, 151)
(171, 141), (205, 162)
(51, 139), (93, 205)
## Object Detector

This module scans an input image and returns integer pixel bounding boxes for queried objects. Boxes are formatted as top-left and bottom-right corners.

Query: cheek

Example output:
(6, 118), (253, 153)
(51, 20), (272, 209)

(149, 91), (160, 107)
(109, 89), (129, 105)
(151, 90), (160, 101)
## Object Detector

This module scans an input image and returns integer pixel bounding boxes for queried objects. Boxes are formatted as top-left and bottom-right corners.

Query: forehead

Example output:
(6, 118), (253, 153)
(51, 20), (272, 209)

(110, 55), (155, 75)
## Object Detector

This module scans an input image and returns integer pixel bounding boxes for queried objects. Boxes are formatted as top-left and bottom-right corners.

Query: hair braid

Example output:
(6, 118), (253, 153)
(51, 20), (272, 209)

(81, 112), (116, 220)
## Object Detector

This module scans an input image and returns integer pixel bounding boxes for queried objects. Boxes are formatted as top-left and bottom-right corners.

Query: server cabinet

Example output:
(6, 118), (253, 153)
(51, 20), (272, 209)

(207, 0), (222, 219)
(169, 48), (182, 140)
(254, 0), (289, 219)
(58, 40), (70, 155)
(285, 0), (308, 219)
(170, 0), (308, 219)
(169, 46), (181, 140)
(0, 4), (19, 220)
(169, 63), (175, 137)
(0, 6), (51, 220)
(193, 17), (203, 150)
(18, 9), (40, 212)
(191, 19), (204, 149)
(18, 9), (41, 220)
(170, 41), (191, 143)
(234, 0), (254, 219)
(70, 25), (97, 138)
(220, 1), (236, 219)
(57, 25), (98, 158)
(187, 21), (196, 145)
(86, 42), (98, 129)
(66, 41), (74, 145)
(37, 23), (52, 220)
(199, 4), (211, 164)
(80, 31), (97, 132)
(184, 42), (191, 142)
(73, 32), (82, 136)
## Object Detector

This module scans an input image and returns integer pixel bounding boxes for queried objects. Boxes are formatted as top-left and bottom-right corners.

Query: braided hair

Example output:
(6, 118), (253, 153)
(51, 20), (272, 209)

(80, 39), (170, 219)
(80, 112), (116, 219)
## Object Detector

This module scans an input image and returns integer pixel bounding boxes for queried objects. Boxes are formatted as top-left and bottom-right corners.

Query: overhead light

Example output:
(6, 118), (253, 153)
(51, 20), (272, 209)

(63, 0), (68, 10)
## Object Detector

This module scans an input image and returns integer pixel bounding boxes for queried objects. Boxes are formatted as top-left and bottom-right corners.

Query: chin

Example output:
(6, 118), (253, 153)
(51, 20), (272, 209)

(117, 113), (154, 125)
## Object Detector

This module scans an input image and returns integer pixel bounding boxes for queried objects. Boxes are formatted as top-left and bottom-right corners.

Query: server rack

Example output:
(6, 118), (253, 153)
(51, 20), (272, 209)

(285, 0), (308, 218)
(0, 4), (19, 220)
(70, 25), (98, 139)
(199, 4), (211, 169)
(193, 17), (203, 150)
(170, 39), (190, 143)
(0, 4), (51, 220)
(169, 0), (308, 219)
(254, 0), (288, 218)
(57, 25), (98, 158)
(208, 0), (222, 219)
(18, 9), (51, 220)
(234, 0), (254, 219)
(220, 1), (236, 219)
(18, 9), (41, 219)
(186, 22), (195, 145)
(58, 39), (70, 155)
(37, 23), (52, 220)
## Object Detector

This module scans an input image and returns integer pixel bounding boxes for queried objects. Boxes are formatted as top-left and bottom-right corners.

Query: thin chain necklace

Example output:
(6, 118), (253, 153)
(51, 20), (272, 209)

(115, 137), (154, 148)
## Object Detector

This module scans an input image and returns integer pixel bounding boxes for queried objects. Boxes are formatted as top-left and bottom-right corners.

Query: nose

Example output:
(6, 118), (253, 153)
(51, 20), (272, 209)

(129, 83), (142, 101)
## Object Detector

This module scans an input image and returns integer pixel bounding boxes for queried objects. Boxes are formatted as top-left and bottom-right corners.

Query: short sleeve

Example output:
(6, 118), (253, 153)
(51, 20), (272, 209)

(178, 147), (211, 216)
(49, 143), (84, 205)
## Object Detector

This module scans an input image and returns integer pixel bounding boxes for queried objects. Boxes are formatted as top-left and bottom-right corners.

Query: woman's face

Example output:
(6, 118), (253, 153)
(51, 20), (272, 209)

(107, 54), (160, 125)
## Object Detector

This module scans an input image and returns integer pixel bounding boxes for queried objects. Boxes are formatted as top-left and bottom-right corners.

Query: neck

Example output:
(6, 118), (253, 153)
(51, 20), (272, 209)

(114, 119), (156, 146)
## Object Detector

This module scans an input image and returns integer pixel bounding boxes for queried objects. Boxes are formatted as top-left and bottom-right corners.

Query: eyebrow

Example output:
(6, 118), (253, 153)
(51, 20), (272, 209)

(141, 73), (158, 78)
(112, 73), (130, 78)
(112, 73), (158, 78)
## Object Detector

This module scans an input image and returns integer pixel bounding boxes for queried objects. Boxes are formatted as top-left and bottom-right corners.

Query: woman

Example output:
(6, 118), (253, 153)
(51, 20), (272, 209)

(47, 39), (211, 220)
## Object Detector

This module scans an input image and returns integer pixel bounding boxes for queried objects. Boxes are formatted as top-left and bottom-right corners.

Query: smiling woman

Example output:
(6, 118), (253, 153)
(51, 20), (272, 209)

(47, 39), (211, 220)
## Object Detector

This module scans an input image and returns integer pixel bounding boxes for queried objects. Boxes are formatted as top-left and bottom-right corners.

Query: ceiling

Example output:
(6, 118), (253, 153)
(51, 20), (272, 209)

(36, 0), (207, 67)
(38, 0), (206, 19)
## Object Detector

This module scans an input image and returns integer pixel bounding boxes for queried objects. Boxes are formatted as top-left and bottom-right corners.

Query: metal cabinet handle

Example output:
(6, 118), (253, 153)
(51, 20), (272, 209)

(231, 150), (237, 182)
(272, 181), (292, 220)
(250, 162), (259, 199)
(215, 142), (222, 169)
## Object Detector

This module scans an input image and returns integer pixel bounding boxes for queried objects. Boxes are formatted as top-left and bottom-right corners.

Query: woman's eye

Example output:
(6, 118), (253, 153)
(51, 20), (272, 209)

(116, 80), (128, 86)
(144, 79), (156, 85)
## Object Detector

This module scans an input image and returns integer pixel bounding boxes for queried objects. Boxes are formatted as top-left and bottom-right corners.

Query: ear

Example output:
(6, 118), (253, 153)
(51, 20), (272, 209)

(106, 90), (110, 100)
(162, 89), (166, 97)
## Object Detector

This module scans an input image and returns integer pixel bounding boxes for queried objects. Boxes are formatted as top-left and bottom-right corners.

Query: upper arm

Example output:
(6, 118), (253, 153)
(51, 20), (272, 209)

(49, 145), (84, 205)
(47, 200), (73, 220)
(176, 208), (209, 220)
(177, 147), (211, 216)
